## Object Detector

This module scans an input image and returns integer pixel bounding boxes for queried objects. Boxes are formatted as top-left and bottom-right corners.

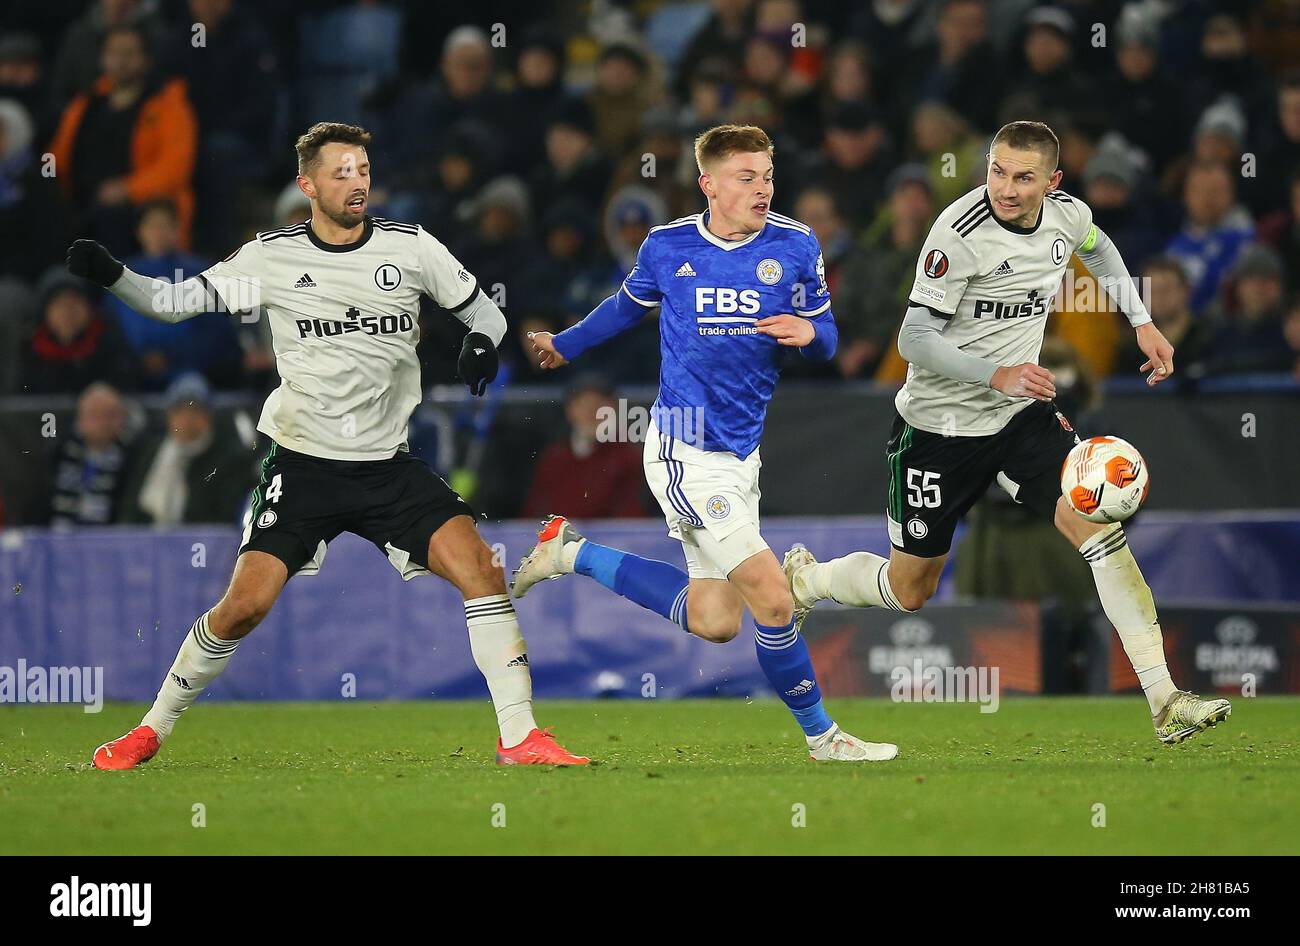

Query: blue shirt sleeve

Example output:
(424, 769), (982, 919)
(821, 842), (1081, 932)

(553, 235), (660, 361)
(621, 237), (663, 307)
(793, 233), (837, 362)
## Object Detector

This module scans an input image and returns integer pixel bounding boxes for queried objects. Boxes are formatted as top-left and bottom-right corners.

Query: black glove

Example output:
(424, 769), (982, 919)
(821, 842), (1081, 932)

(66, 239), (125, 287)
(458, 331), (498, 396)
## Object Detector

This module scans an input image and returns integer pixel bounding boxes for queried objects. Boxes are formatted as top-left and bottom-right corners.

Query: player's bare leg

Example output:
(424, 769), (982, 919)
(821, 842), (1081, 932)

(1054, 498), (1230, 743)
(93, 551), (288, 770)
(681, 578), (745, 641)
(787, 543), (941, 621)
(427, 515), (587, 765)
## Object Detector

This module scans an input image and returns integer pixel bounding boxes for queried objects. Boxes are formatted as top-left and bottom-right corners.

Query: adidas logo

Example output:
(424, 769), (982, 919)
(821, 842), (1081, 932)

(294, 273), (316, 288)
(993, 259), (1014, 277)
(506, 654), (530, 668)
(674, 261), (696, 277)
(784, 678), (816, 697)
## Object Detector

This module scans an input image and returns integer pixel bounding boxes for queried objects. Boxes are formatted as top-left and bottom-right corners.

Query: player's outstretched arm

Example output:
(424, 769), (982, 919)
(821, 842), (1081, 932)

(530, 289), (651, 370)
(1076, 225), (1173, 386)
(67, 239), (209, 324)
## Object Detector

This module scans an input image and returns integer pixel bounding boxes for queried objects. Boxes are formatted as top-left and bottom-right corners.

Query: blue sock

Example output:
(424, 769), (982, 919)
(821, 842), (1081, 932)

(575, 541), (690, 632)
(754, 619), (833, 737)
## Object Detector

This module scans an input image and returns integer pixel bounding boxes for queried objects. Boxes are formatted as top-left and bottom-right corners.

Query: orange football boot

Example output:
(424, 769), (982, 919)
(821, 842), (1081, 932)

(92, 725), (161, 770)
(496, 727), (590, 766)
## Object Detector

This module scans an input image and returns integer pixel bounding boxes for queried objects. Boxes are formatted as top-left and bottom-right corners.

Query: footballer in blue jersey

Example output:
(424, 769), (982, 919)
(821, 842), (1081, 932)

(513, 125), (898, 762)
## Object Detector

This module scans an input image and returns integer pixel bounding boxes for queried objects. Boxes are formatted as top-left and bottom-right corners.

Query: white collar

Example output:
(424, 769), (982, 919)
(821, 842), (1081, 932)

(695, 211), (765, 251)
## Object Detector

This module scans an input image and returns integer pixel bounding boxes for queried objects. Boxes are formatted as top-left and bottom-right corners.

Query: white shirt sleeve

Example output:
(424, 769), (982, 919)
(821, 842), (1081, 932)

(415, 226), (479, 312)
(908, 221), (980, 319)
(198, 238), (267, 314)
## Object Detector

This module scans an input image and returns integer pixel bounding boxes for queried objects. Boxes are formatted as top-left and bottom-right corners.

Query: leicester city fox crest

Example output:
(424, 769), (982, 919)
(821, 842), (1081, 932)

(755, 258), (783, 285)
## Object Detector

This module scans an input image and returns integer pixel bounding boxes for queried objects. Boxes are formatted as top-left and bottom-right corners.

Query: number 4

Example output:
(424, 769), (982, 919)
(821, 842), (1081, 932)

(265, 473), (283, 504)
(906, 469), (941, 508)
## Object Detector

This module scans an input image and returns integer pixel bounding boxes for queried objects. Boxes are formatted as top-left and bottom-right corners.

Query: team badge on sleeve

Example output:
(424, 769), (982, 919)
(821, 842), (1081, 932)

(1051, 238), (1067, 265)
(755, 258), (783, 285)
(924, 249), (949, 278)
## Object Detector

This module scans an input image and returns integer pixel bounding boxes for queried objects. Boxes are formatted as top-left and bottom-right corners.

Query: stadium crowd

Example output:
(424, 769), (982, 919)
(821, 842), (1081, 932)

(2, 0), (1300, 526)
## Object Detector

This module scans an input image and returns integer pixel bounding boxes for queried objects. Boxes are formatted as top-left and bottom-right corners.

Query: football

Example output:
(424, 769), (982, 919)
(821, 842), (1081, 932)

(1061, 436), (1151, 523)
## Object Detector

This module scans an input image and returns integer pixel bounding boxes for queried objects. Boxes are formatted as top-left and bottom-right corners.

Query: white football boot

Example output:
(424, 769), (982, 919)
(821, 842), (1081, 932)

(808, 723), (898, 762)
(782, 543), (820, 632)
(1153, 690), (1232, 744)
(510, 515), (585, 598)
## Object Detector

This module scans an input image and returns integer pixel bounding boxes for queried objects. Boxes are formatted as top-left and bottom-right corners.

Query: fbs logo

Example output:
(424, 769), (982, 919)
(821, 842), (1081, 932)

(696, 287), (760, 314)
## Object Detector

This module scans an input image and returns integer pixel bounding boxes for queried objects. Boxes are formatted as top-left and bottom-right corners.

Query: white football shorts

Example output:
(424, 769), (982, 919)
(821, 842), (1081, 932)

(642, 419), (768, 579)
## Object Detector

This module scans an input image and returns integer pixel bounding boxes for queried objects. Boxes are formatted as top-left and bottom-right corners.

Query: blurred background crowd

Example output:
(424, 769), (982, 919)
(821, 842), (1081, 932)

(2, 0), (1300, 528)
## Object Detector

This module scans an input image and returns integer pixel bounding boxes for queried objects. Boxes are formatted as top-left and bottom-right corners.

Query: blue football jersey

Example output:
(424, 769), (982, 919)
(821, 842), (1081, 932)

(622, 210), (835, 458)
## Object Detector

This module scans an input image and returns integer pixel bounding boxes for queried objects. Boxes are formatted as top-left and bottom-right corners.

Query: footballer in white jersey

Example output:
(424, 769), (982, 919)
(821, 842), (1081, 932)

(785, 122), (1230, 746)
(69, 122), (590, 769)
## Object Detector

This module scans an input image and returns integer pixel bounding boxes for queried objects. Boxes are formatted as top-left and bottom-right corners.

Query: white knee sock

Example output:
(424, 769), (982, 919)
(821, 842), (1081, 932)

(798, 551), (913, 611)
(141, 611), (239, 742)
(1079, 524), (1176, 714)
(465, 595), (537, 748)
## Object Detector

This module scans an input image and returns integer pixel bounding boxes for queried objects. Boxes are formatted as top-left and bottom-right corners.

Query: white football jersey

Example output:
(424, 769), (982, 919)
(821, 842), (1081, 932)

(899, 186), (1093, 437)
(200, 217), (481, 461)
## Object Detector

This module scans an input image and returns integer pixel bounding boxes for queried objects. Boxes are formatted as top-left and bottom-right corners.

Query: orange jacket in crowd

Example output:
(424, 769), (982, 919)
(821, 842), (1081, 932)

(49, 75), (198, 247)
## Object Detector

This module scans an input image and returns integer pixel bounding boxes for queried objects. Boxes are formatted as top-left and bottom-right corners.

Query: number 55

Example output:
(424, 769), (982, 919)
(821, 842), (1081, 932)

(906, 469), (941, 508)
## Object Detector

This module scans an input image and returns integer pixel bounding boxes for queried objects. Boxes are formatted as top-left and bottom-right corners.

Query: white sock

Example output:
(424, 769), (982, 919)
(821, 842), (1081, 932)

(561, 537), (584, 572)
(465, 595), (537, 748)
(1079, 524), (1176, 714)
(141, 611), (239, 742)
(799, 551), (913, 611)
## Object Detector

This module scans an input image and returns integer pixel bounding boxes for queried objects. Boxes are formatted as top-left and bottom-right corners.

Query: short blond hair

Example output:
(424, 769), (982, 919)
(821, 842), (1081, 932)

(694, 124), (774, 174)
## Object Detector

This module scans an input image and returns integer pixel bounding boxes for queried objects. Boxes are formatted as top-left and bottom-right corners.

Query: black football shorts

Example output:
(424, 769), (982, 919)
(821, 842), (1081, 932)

(239, 442), (474, 578)
(885, 400), (1081, 558)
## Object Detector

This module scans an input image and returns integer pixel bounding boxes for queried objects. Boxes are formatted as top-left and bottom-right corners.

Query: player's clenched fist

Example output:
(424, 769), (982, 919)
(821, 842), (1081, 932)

(528, 331), (568, 370)
(755, 314), (815, 347)
(458, 331), (499, 396)
(991, 362), (1056, 401)
(66, 239), (124, 287)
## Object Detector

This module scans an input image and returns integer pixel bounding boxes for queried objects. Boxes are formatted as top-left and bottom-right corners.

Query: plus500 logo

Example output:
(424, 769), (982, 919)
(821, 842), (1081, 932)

(696, 288), (761, 314)
(296, 311), (414, 338)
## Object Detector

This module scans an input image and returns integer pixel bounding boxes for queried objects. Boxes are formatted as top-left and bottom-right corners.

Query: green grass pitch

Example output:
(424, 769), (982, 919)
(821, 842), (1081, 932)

(2, 697), (1297, 855)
